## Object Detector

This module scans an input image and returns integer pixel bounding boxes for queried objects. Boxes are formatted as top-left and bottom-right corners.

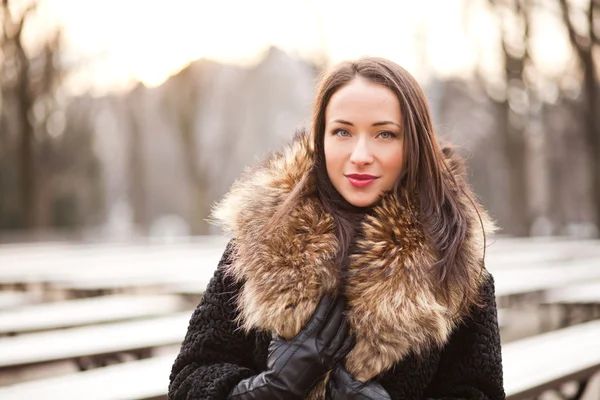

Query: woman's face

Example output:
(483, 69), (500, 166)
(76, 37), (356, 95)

(324, 77), (405, 208)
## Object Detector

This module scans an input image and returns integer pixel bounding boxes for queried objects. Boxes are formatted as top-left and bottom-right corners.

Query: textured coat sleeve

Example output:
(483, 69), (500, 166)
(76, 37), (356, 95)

(169, 241), (259, 400)
(424, 275), (505, 400)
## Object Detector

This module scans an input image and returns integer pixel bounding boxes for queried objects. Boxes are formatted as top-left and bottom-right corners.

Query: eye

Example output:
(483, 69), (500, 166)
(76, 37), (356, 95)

(378, 131), (397, 139)
(334, 129), (351, 138)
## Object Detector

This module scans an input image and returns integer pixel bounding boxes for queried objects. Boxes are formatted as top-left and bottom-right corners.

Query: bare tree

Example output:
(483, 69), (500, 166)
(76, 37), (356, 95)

(559, 0), (600, 231)
(0, 0), (64, 230)
(124, 86), (148, 232)
(163, 66), (210, 235)
(473, 0), (535, 235)
(1, 0), (37, 229)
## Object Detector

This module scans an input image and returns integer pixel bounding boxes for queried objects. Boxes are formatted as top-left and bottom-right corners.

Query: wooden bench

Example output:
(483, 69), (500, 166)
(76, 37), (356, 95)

(492, 259), (600, 308)
(0, 311), (191, 372)
(45, 266), (215, 299)
(0, 294), (187, 336)
(0, 241), (225, 290)
(486, 241), (600, 269)
(1, 320), (598, 400)
(0, 354), (176, 400)
(541, 282), (600, 328)
(544, 282), (600, 305)
(0, 248), (222, 299)
(166, 277), (214, 295)
(503, 319), (600, 400)
(0, 292), (42, 310)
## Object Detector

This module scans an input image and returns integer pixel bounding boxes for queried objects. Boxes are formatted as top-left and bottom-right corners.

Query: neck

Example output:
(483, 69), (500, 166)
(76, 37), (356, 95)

(316, 180), (372, 276)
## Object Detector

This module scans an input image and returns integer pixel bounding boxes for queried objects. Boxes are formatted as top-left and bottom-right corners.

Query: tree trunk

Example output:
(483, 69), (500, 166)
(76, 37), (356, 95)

(491, 0), (533, 236)
(127, 111), (147, 233)
(498, 100), (530, 235)
(559, 0), (600, 233)
(582, 3), (600, 231)
(582, 52), (600, 232)
(17, 38), (35, 230)
(180, 123), (208, 235)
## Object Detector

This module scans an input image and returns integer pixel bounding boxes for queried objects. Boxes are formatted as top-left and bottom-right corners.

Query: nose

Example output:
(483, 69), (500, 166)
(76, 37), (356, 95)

(350, 137), (374, 166)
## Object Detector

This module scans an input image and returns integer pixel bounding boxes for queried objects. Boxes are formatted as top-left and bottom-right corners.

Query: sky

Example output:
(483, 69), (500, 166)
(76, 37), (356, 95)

(20, 0), (575, 95)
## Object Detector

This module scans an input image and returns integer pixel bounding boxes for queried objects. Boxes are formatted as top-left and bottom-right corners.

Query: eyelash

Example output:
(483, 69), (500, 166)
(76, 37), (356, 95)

(332, 129), (398, 139)
(378, 131), (397, 139)
(333, 129), (351, 137)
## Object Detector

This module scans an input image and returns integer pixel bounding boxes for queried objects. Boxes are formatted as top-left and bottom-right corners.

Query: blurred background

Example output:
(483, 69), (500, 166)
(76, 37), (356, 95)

(1, 0), (599, 242)
(1, 1), (600, 399)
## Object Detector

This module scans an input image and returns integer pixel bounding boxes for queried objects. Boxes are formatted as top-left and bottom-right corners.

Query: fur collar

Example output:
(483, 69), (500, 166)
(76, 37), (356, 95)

(211, 132), (495, 393)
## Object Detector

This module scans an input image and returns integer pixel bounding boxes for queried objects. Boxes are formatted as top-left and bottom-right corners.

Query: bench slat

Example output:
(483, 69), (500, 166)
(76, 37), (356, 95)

(0, 354), (176, 400)
(0, 294), (187, 335)
(543, 282), (600, 304)
(503, 319), (600, 399)
(0, 320), (599, 399)
(493, 259), (600, 297)
(0, 312), (191, 369)
(0, 292), (42, 310)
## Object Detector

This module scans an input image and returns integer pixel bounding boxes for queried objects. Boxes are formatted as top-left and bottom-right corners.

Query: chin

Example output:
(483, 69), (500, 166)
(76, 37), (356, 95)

(345, 194), (379, 208)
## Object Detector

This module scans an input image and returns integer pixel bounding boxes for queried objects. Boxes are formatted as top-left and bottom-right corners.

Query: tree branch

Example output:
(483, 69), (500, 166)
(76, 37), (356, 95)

(592, 0), (600, 44)
(559, 0), (589, 59)
(1, 0), (10, 41)
(14, 2), (37, 40)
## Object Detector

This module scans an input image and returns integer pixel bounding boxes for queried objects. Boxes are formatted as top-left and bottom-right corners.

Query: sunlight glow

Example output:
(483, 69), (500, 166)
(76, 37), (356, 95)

(37, 0), (571, 95)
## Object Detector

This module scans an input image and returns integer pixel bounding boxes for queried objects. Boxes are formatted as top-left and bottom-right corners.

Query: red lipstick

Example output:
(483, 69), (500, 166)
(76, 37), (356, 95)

(345, 174), (378, 188)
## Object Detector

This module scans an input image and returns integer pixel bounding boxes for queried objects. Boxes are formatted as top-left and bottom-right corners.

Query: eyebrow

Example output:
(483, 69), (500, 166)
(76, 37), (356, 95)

(331, 119), (401, 129)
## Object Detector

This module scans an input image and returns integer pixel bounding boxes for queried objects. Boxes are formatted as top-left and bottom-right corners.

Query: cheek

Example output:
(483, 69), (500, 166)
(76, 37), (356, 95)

(382, 148), (405, 183)
(324, 138), (343, 172)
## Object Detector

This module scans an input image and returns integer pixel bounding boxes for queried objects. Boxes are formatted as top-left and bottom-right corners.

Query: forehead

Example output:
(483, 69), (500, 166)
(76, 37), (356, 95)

(326, 78), (401, 123)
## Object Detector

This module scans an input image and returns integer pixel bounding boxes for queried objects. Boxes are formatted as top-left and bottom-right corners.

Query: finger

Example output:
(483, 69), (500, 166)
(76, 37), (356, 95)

(318, 296), (347, 341)
(326, 376), (339, 400)
(333, 363), (357, 387)
(362, 383), (392, 400)
(301, 294), (336, 336)
(334, 363), (365, 392)
(325, 312), (349, 353)
(333, 363), (348, 379)
(333, 333), (355, 364)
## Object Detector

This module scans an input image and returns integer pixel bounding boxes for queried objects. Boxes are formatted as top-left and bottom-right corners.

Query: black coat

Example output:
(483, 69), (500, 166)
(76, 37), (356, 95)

(168, 245), (505, 400)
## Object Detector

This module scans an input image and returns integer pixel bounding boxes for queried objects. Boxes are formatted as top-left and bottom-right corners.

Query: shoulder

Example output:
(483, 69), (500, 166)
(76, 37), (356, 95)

(478, 270), (498, 310)
(201, 239), (243, 299)
(218, 238), (237, 268)
(455, 271), (501, 342)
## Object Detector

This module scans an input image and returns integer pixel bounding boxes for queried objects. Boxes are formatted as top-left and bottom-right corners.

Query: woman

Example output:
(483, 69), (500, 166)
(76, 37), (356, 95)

(169, 57), (504, 400)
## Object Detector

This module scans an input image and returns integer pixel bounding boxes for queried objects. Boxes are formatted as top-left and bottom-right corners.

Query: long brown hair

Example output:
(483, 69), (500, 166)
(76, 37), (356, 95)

(273, 57), (486, 312)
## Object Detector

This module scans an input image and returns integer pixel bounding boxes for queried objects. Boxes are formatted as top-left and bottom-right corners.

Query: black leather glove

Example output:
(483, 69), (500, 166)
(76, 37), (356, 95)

(326, 363), (391, 400)
(228, 295), (355, 399)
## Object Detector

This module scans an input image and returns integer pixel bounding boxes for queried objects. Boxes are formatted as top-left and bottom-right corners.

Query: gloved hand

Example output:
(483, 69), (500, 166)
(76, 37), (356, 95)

(326, 363), (391, 400)
(228, 295), (355, 399)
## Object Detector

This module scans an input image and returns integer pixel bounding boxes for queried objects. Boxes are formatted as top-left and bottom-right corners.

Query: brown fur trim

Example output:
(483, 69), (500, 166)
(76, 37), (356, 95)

(211, 132), (495, 397)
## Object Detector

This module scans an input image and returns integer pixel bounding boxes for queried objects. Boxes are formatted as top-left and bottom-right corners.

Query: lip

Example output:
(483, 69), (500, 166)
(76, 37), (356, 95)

(345, 174), (379, 188)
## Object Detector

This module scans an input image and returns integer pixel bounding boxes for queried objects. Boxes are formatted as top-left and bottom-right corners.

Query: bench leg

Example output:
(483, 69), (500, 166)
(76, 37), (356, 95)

(583, 304), (595, 323)
(552, 379), (589, 400)
(133, 348), (153, 360)
(538, 303), (554, 333)
(558, 304), (575, 328)
(75, 354), (122, 370)
(75, 356), (95, 371)
(593, 304), (599, 319)
(571, 378), (589, 400)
